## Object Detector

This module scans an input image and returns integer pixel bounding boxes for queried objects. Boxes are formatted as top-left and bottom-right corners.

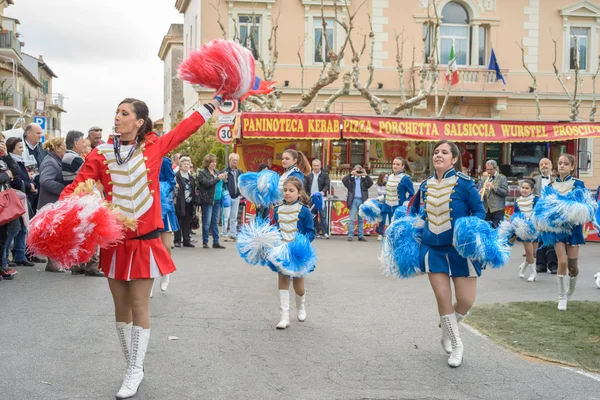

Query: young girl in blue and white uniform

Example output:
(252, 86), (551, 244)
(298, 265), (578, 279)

(380, 157), (414, 238)
(514, 179), (539, 283)
(278, 149), (310, 190)
(410, 140), (486, 368)
(273, 177), (315, 329)
(550, 154), (587, 311)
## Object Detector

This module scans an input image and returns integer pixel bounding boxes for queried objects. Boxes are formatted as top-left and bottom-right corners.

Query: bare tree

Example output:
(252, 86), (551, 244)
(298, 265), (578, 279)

(590, 56), (600, 122)
(516, 41), (541, 120)
(552, 32), (580, 121)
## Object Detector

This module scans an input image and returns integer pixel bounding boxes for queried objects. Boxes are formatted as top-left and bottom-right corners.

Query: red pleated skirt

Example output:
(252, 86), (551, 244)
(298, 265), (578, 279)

(99, 237), (175, 281)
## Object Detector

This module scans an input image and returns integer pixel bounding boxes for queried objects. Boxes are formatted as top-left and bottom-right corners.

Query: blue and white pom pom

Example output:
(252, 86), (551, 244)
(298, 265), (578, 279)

(379, 215), (425, 279)
(236, 217), (282, 266)
(532, 186), (598, 234)
(511, 212), (538, 241)
(392, 205), (408, 221)
(453, 217), (510, 269)
(359, 198), (383, 223)
(497, 220), (515, 247)
(267, 233), (317, 278)
(239, 170), (283, 208)
(311, 192), (324, 211)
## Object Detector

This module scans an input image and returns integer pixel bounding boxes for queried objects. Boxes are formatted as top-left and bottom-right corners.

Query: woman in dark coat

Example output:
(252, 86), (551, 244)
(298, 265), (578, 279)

(174, 156), (197, 248)
(37, 137), (67, 272)
(0, 133), (22, 280)
(197, 154), (228, 249)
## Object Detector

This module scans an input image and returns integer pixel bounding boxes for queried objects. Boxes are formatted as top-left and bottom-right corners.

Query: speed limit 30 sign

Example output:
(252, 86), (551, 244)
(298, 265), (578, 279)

(216, 124), (234, 145)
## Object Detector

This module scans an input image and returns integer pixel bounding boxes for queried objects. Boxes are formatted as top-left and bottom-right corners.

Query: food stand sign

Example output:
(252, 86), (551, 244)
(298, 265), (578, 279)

(241, 112), (341, 140)
(341, 116), (600, 142)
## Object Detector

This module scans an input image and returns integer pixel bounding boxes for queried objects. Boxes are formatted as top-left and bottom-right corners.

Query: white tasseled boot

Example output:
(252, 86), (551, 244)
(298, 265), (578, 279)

(441, 313), (464, 368)
(566, 275), (578, 299)
(441, 311), (469, 354)
(527, 264), (537, 282)
(276, 290), (290, 329)
(160, 274), (171, 292)
(518, 261), (528, 279)
(296, 292), (306, 322)
(116, 322), (132, 365)
(557, 275), (569, 311)
(116, 326), (150, 399)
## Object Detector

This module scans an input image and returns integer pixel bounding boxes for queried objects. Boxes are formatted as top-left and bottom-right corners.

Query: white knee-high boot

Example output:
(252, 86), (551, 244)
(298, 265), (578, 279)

(116, 326), (150, 399)
(116, 322), (132, 365)
(518, 261), (528, 279)
(160, 274), (171, 292)
(441, 313), (464, 368)
(296, 292), (306, 322)
(527, 264), (537, 282)
(557, 275), (569, 311)
(440, 311), (469, 354)
(276, 290), (290, 329)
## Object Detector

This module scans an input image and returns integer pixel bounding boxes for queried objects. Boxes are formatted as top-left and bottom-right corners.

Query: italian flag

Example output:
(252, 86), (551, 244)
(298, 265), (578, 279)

(446, 44), (459, 86)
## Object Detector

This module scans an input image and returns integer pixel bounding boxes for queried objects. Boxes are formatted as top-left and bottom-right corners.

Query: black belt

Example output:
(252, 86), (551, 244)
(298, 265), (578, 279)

(132, 229), (161, 240)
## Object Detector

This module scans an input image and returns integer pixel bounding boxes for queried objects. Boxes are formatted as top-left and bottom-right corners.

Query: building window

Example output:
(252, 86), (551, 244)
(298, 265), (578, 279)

(478, 25), (486, 66)
(440, 2), (469, 65)
(570, 27), (589, 70)
(314, 18), (334, 63)
(239, 15), (261, 59)
(579, 138), (593, 175)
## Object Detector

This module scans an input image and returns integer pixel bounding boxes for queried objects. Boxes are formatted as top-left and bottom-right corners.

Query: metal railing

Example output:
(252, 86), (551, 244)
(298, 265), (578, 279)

(0, 31), (21, 56)
(0, 88), (23, 110)
(412, 66), (508, 88)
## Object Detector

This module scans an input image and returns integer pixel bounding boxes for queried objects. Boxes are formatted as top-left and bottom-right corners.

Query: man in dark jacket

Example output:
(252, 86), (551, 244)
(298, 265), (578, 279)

(22, 123), (47, 215)
(304, 159), (330, 238)
(174, 157), (197, 247)
(342, 165), (373, 242)
(222, 153), (244, 241)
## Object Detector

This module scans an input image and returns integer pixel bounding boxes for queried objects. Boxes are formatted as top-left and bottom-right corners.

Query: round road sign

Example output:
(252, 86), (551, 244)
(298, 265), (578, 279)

(217, 100), (237, 115)
(217, 124), (234, 145)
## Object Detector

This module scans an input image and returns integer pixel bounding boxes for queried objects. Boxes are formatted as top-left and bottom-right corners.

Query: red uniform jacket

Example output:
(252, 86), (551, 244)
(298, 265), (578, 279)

(61, 107), (213, 239)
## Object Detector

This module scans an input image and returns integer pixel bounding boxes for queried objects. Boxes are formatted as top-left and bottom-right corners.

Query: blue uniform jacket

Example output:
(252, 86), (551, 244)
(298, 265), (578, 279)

(382, 173), (414, 212)
(273, 201), (315, 242)
(410, 168), (486, 247)
(159, 157), (177, 216)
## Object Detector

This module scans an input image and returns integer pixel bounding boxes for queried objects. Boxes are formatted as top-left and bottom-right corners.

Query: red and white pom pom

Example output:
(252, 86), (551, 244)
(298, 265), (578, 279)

(178, 39), (259, 100)
(27, 195), (126, 269)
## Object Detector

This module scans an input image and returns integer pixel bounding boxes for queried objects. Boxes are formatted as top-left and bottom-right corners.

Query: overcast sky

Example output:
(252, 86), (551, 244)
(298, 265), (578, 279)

(7, 0), (182, 138)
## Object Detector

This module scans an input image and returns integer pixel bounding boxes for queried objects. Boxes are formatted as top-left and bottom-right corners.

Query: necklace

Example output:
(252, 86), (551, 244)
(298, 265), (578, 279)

(113, 135), (138, 165)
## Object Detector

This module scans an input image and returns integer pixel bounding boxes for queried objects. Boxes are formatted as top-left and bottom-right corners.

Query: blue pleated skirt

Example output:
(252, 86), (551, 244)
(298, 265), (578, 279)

(419, 243), (482, 278)
(161, 211), (180, 233)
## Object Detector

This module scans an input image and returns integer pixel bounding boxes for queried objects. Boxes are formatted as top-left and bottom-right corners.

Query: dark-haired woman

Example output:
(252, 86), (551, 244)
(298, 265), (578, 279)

(411, 140), (485, 368)
(0, 133), (22, 280)
(3, 137), (35, 270)
(549, 154), (587, 311)
(379, 157), (414, 238)
(61, 97), (220, 399)
(279, 149), (309, 190)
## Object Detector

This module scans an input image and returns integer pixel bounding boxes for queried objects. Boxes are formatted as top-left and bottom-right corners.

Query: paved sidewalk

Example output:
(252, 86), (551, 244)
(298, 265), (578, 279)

(0, 236), (599, 399)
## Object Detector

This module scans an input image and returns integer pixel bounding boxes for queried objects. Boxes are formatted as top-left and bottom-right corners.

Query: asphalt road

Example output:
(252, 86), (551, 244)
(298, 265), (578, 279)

(1, 235), (599, 400)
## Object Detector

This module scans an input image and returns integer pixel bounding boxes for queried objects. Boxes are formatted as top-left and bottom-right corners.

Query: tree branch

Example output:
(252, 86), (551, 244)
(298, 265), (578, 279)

(590, 57), (600, 122)
(317, 72), (352, 113)
(210, 0), (227, 39)
(517, 41), (541, 120)
(289, 0), (365, 113)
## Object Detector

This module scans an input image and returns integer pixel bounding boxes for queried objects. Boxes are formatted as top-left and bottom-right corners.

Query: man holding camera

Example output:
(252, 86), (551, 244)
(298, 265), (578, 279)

(342, 165), (373, 242)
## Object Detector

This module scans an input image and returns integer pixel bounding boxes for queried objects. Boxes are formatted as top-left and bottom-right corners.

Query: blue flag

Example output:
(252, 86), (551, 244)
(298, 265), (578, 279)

(488, 49), (505, 85)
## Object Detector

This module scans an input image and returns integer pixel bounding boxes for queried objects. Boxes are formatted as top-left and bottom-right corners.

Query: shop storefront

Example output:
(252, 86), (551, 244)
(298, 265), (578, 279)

(235, 112), (600, 237)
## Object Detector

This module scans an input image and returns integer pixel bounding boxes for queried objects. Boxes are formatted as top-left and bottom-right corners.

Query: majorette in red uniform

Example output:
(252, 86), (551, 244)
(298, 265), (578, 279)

(61, 105), (214, 280)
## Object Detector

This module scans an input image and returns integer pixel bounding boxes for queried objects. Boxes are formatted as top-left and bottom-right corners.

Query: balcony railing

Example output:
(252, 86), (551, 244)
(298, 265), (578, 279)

(0, 88), (23, 111)
(411, 66), (509, 91)
(0, 31), (21, 56)
(52, 93), (65, 108)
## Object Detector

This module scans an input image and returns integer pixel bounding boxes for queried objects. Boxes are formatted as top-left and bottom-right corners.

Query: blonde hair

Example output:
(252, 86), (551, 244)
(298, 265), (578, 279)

(228, 153), (239, 161)
(43, 137), (65, 152)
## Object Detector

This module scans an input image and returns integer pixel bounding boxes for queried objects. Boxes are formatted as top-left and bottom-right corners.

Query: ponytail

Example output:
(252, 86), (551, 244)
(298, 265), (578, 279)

(284, 149), (311, 176)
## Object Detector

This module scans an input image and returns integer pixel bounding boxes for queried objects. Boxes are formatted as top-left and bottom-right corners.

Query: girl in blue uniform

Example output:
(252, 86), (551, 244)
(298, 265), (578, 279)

(152, 156), (180, 296)
(379, 157), (414, 239)
(410, 140), (486, 368)
(549, 154), (586, 311)
(273, 177), (315, 329)
(278, 149), (309, 190)
(514, 179), (539, 282)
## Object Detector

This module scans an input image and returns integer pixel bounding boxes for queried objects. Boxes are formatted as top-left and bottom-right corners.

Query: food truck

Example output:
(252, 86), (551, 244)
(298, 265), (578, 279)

(233, 112), (600, 239)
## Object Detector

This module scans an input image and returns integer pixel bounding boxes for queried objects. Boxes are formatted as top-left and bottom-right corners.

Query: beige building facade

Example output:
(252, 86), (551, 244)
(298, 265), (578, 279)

(159, 23), (184, 131)
(173, 0), (600, 187)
